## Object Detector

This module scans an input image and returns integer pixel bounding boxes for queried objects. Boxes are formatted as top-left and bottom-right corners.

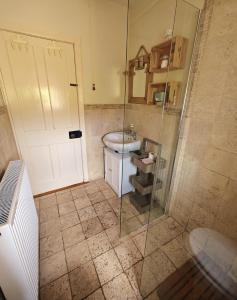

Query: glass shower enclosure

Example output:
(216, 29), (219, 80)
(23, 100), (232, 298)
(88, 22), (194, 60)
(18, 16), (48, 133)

(120, 0), (200, 297)
(120, 0), (200, 236)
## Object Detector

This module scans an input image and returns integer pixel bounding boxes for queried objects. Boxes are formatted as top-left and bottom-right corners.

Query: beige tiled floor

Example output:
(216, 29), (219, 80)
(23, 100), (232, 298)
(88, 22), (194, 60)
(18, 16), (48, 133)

(36, 179), (189, 300)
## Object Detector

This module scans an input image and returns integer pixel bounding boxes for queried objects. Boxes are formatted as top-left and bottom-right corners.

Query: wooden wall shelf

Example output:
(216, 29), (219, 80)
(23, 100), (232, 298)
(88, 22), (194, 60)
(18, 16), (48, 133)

(127, 36), (188, 105)
(147, 81), (181, 107)
(150, 36), (188, 73)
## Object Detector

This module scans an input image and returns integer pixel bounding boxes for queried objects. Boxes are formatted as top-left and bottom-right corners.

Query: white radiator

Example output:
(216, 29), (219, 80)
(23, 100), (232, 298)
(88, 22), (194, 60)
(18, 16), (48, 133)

(0, 160), (39, 300)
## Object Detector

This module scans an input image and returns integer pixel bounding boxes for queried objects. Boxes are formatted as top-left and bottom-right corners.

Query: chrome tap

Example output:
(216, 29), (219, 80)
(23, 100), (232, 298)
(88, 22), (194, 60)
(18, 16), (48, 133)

(125, 124), (137, 140)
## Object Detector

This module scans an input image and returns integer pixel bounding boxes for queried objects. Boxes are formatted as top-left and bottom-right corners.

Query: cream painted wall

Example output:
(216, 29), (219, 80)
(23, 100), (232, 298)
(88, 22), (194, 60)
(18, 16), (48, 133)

(0, 0), (127, 104)
(128, 0), (199, 97)
(0, 87), (4, 107)
(0, 107), (19, 178)
(128, 0), (176, 58)
(0, 67), (19, 177)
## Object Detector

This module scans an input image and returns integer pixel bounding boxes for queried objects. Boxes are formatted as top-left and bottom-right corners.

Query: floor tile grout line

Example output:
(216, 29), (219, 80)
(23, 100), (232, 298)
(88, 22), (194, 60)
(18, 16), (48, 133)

(60, 226), (73, 278)
(62, 230), (74, 300)
(114, 244), (144, 279)
(80, 287), (105, 300)
(65, 248), (91, 275)
(39, 250), (68, 289)
(39, 231), (64, 261)
(40, 214), (90, 285)
(111, 234), (141, 289)
(90, 258), (106, 298)
(39, 204), (77, 224)
(55, 188), (73, 205)
(74, 197), (92, 211)
(123, 269), (142, 300)
(66, 231), (127, 299)
(142, 229), (186, 259)
(105, 196), (120, 218)
(39, 183), (118, 282)
(39, 222), (181, 291)
(85, 214), (127, 292)
(38, 184), (114, 211)
(39, 182), (185, 299)
(41, 215), (142, 261)
(94, 247), (124, 285)
(39, 181), (145, 298)
(63, 235), (86, 254)
(39, 272), (71, 290)
(68, 256), (102, 299)
(100, 269), (140, 300)
(39, 232), (141, 296)
(87, 231), (113, 260)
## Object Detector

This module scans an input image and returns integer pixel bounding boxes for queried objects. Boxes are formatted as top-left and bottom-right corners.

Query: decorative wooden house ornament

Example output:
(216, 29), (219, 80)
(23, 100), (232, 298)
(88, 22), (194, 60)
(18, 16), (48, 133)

(134, 45), (149, 70)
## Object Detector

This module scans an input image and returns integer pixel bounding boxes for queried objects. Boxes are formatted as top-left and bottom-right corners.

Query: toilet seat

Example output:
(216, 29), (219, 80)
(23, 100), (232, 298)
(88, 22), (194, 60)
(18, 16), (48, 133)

(188, 228), (237, 298)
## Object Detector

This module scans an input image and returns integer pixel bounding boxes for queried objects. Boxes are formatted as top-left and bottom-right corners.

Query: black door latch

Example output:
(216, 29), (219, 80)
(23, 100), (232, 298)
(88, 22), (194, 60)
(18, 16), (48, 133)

(69, 130), (82, 139)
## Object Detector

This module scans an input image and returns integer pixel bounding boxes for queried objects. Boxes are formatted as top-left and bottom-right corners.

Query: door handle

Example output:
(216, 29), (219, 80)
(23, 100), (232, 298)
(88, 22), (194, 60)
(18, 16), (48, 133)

(69, 130), (82, 139)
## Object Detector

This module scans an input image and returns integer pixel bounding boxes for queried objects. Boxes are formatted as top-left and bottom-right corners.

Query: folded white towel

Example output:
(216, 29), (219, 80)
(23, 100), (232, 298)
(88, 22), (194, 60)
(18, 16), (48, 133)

(141, 158), (153, 164)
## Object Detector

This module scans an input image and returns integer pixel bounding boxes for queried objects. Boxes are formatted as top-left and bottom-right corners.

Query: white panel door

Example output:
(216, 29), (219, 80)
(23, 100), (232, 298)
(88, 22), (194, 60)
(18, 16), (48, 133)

(0, 31), (84, 194)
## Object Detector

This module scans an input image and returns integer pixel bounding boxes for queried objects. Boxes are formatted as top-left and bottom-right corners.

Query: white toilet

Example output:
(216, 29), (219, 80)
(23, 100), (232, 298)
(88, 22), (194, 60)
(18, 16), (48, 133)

(188, 228), (237, 298)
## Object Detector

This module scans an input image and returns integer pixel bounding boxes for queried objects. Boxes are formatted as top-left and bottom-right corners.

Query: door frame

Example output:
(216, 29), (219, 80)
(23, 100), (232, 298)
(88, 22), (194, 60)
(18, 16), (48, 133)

(0, 27), (89, 183)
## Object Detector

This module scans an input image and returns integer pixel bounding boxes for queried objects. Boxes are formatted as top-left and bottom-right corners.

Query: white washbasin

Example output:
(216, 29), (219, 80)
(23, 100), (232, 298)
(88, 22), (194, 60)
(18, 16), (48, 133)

(102, 131), (141, 153)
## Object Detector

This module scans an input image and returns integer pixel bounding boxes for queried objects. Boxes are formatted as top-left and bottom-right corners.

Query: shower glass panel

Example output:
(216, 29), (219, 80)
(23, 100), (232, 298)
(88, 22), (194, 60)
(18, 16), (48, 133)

(140, 1), (200, 298)
(120, 0), (178, 237)
(144, 0), (200, 227)
(120, 0), (201, 297)
(140, 0), (199, 299)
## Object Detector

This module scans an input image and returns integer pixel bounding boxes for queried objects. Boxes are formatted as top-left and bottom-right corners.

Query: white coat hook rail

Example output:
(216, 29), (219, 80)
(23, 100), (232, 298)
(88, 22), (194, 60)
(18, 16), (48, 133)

(11, 35), (29, 51)
(47, 41), (62, 57)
